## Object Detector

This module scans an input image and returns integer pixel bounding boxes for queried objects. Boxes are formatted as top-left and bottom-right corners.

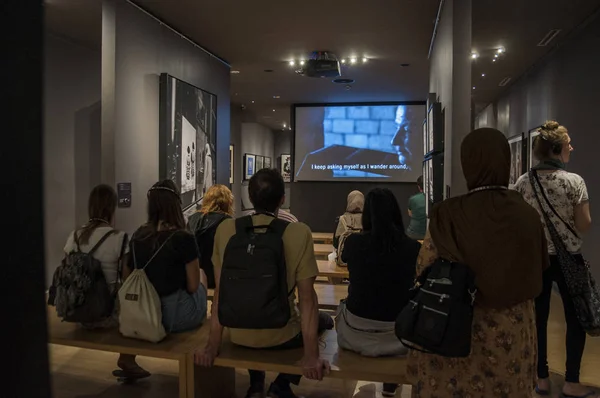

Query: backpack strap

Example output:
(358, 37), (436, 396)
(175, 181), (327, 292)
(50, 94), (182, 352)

(132, 232), (177, 270)
(268, 217), (289, 238)
(73, 231), (82, 252)
(88, 230), (117, 256)
(235, 215), (255, 235)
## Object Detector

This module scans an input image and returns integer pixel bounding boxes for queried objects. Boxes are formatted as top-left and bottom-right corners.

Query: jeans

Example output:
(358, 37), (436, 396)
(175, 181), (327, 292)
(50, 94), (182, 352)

(248, 311), (334, 392)
(161, 285), (207, 333)
(536, 255), (587, 383)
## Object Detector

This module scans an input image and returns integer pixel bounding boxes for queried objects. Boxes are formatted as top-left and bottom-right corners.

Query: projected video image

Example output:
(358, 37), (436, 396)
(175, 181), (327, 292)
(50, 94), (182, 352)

(294, 105), (425, 182)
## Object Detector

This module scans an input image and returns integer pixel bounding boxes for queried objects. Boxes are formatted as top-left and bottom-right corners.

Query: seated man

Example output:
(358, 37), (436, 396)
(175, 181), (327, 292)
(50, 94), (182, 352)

(196, 168), (333, 398)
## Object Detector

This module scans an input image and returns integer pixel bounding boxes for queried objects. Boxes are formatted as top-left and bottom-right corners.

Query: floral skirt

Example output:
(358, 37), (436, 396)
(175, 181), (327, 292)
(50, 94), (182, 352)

(407, 300), (537, 398)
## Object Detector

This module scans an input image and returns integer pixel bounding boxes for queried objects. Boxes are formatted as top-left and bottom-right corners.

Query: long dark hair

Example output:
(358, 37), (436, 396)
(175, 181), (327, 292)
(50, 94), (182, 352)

(78, 184), (117, 244)
(362, 188), (406, 252)
(144, 179), (185, 233)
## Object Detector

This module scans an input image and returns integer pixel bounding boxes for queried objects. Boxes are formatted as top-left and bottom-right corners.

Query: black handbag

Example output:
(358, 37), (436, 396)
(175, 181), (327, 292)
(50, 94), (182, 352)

(529, 170), (600, 336)
(395, 258), (477, 357)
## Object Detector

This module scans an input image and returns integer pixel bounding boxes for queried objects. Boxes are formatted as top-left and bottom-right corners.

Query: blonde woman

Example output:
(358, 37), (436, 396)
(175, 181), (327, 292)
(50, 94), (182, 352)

(188, 184), (234, 289)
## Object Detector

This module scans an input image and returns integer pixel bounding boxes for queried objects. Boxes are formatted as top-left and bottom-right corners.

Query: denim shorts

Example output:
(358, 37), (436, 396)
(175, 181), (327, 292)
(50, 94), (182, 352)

(161, 284), (207, 333)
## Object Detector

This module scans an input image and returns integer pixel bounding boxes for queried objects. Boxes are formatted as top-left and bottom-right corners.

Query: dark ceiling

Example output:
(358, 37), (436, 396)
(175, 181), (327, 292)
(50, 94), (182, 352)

(45, 0), (600, 130)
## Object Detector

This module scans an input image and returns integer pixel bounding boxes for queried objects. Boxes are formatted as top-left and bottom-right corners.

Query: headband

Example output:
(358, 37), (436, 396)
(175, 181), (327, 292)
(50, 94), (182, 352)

(148, 186), (180, 197)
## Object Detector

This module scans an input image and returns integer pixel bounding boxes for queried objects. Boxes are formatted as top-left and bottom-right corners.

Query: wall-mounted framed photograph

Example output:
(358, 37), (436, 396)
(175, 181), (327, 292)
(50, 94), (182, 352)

(528, 128), (541, 169)
(423, 152), (444, 218)
(279, 154), (291, 182)
(422, 119), (428, 157)
(229, 144), (234, 184)
(244, 154), (255, 180)
(264, 156), (272, 169)
(256, 155), (264, 171)
(508, 133), (525, 188)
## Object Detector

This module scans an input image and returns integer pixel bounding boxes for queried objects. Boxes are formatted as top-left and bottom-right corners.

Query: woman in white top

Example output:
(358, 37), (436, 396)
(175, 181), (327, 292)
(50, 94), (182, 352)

(514, 121), (594, 398)
(64, 184), (149, 379)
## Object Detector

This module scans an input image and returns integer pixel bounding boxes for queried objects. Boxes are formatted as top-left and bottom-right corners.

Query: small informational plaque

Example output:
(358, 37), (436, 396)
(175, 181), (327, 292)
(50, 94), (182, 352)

(117, 182), (132, 208)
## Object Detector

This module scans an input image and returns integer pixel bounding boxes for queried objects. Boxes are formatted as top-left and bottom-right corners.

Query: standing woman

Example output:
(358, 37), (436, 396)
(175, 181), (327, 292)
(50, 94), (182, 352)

(188, 184), (234, 289)
(125, 180), (208, 333)
(515, 121), (594, 398)
(407, 128), (548, 398)
(63, 184), (148, 377)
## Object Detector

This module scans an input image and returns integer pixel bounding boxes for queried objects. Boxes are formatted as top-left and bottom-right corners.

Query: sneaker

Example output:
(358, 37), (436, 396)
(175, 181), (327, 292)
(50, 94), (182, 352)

(266, 383), (303, 398)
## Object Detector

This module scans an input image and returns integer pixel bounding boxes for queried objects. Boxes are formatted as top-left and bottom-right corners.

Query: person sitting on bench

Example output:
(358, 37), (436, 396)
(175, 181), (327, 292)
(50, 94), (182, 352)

(336, 188), (421, 397)
(62, 184), (148, 378)
(196, 168), (334, 398)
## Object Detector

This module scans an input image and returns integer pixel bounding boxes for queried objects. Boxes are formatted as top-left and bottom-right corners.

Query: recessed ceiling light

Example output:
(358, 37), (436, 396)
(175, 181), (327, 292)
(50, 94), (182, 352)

(492, 59), (497, 62)
(494, 54), (499, 58)
(472, 86), (476, 90)
(497, 47), (505, 54)
(471, 52), (478, 59)
(341, 59), (346, 64)
(481, 73), (486, 77)
(283, 123), (287, 128)
(230, 70), (240, 74)
(299, 60), (305, 65)
(272, 109), (275, 112)
(350, 58), (357, 64)
(362, 57), (368, 63)
(251, 100), (255, 103)
(273, 95), (280, 99)
(289, 60), (295, 66)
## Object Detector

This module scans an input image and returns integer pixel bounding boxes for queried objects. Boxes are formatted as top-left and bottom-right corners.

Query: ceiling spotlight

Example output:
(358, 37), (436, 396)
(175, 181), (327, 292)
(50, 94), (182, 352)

(273, 95), (280, 99)
(289, 60), (295, 66)
(362, 57), (368, 63)
(471, 53), (478, 59)
(283, 123), (287, 128)
(299, 60), (305, 65)
(341, 59), (346, 64)
(497, 47), (505, 54)
(350, 58), (357, 64)
(481, 73), (486, 77)
(272, 109), (275, 112)
(492, 59), (497, 62)
(230, 70), (240, 74)
(472, 86), (476, 90)
(494, 54), (499, 58)
(251, 100), (255, 103)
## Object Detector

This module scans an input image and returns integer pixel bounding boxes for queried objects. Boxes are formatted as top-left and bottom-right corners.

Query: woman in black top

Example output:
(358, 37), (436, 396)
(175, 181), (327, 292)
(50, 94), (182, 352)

(336, 187), (421, 397)
(125, 180), (208, 333)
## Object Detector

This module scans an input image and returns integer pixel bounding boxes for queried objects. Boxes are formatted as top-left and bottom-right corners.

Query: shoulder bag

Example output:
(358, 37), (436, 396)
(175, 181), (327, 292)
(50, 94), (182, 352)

(529, 170), (600, 336)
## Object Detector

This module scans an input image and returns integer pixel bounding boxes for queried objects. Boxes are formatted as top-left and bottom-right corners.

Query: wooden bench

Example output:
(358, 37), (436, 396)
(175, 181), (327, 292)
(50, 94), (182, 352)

(314, 243), (334, 260)
(47, 310), (234, 398)
(317, 260), (349, 279)
(215, 329), (409, 396)
(312, 232), (333, 244)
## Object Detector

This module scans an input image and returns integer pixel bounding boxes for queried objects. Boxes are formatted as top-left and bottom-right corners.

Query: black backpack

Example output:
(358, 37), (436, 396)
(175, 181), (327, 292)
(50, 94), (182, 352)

(49, 230), (117, 323)
(395, 258), (477, 357)
(189, 212), (230, 289)
(218, 215), (291, 329)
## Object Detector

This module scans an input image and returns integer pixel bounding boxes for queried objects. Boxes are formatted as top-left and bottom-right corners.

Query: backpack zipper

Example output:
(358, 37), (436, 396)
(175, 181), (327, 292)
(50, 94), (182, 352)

(422, 305), (448, 316)
(420, 287), (450, 303)
(426, 278), (452, 286)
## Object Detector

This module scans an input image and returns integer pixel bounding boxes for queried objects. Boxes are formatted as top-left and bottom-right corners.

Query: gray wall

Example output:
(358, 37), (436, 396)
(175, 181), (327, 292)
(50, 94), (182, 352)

(291, 182), (418, 232)
(44, 34), (101, 286)
(475, 14), (600, 281)
(429, 0), (472, 197)
(109, 1), (231, 233)
(230, 105), (243, 216)
(239, 122), (276, 211)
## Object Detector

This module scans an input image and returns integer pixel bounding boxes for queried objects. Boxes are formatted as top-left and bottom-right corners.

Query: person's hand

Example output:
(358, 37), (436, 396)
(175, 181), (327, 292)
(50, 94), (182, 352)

(300, 355), (330, 380)
(194, 343), (219, 367)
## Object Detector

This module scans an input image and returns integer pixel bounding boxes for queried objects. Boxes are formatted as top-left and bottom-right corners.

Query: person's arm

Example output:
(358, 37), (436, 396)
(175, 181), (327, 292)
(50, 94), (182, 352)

(416, 229), (437, 276)
(185, 259), (201, 293)
(574, 201), (591, 234)
(297, 276), (328, 380)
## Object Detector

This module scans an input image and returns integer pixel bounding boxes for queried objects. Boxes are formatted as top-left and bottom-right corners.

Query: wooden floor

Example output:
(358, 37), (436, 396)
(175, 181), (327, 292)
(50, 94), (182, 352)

(50, 293), (599, 397)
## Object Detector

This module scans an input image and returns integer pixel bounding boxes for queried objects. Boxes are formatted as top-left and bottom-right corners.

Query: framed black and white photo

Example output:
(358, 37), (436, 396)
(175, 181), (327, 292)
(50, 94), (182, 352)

(508, 133), (525, 188)
(264, 156), (272, 169)
(244, 154), (255, 180)
(422, 119), (428, 157)
(279, 154), (291, 182)
(528, 128), (540, 169)
(159, 73), (217, 210)
(256, 155), (264, 171)
(229, 144), (234, 184)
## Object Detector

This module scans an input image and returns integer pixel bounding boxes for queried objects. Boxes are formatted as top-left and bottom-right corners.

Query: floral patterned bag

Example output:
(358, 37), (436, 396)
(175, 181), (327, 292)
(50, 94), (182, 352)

(529, 171), (600, 336)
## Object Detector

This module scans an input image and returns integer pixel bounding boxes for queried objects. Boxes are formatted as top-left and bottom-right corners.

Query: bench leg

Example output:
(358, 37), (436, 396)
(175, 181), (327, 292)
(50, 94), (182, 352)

(179, 357), (188, 398)
(194, 364), (235, 398)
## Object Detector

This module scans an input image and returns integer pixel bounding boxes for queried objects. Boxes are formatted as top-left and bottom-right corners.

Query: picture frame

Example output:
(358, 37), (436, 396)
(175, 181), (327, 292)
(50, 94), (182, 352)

(256, 155), (264, 171)
(528, 128), (541, 169)
(264, 156), (272, 168)
(279, 154), (291, 182)
(508, 133), (525, 188)
(229, 144), (234, 184)
(422, 119), (428, 157)
(423, 152), (444, 217)
(244, 154), (255, 180)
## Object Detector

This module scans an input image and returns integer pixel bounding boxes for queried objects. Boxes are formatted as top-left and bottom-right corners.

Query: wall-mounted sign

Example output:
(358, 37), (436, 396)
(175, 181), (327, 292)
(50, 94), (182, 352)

(117, 182), (132, 208)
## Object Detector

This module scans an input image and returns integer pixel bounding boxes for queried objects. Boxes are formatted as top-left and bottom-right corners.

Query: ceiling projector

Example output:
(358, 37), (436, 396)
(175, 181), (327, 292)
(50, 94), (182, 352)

(296, 51), (341, 78)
